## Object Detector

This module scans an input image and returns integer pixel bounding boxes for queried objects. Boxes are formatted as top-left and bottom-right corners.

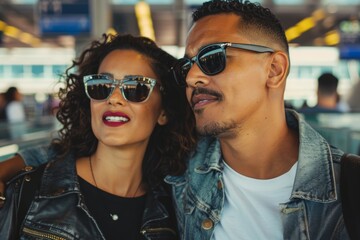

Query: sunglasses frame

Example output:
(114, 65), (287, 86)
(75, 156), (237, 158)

(172, 42), (275, 86)
(83, 74), (160, 103)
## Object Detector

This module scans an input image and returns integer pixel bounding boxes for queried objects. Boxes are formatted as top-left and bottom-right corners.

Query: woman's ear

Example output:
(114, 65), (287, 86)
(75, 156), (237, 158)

(266, 51), (289, 89)
(157, 109), (168, 125)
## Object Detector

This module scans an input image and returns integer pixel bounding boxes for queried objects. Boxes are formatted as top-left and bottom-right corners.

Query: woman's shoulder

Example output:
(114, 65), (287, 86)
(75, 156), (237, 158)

(7, 164), (46, 186)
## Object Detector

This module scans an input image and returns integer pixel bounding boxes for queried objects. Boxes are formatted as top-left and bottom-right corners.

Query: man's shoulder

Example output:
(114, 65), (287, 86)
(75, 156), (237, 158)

(330, 145), (345, 164)
(7, 161), (47, 183)
(340, 153), (360, 240)
(165, 137), (220, 183)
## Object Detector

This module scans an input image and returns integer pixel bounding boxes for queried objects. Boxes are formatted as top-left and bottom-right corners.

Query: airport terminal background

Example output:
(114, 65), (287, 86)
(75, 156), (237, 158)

(0, 0), (360, 160)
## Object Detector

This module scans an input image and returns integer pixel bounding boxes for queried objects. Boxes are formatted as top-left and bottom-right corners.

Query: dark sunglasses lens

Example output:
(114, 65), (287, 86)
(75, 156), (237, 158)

(174, 59), (191, 86)
(86, 81), (113, 100)
(123, 78), (151, 102)
(198, 45), (226, 75)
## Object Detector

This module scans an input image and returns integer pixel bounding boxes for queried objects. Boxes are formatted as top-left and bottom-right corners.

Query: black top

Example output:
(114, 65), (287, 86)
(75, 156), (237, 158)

(78, 176), (147, 240)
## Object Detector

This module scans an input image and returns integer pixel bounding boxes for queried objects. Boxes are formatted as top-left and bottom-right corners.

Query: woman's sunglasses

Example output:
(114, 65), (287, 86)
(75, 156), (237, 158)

(171, 42), (274, 86)
(83, 74), (161, 103)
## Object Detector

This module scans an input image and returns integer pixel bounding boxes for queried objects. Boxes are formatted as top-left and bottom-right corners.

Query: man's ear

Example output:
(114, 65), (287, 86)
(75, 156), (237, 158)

(266, 51), (289, 89)
(157, 109), (168, 125)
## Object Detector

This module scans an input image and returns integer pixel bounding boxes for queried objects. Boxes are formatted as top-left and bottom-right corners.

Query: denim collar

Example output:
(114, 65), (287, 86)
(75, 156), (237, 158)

(287, 109), (340, 202)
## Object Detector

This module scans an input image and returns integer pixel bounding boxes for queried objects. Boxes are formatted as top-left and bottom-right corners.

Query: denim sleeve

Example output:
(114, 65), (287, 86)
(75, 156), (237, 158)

(17, 144), (54, 166)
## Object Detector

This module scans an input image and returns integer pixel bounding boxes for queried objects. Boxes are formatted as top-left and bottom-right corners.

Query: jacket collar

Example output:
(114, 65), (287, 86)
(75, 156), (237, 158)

(141, 185), (172, 227)
(39, 154), (80, 197)
(286, 110), (339, 202)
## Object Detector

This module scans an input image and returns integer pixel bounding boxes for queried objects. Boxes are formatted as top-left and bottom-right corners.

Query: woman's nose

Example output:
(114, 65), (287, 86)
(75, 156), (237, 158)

(107, 87), (126, 105)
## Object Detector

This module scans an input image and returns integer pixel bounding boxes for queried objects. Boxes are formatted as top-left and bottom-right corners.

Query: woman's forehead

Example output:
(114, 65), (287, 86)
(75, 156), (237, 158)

(98, 49), (157, 79)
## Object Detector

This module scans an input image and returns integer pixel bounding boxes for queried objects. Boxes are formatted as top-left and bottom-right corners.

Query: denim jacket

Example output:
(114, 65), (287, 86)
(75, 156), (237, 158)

(0, 149), (178, 240)
(165, 110), (350, 240)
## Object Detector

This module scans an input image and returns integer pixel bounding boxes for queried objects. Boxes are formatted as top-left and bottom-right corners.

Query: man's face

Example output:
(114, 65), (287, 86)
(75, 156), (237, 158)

(184, 14), (272, 138)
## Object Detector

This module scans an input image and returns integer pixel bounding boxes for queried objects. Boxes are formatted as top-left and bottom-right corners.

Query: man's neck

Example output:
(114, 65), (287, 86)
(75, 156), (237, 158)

(219, 116), (299, 179)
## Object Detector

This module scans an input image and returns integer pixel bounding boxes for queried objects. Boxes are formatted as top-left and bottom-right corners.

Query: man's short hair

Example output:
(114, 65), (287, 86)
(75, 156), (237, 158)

(318, 72), (339, 96)
(191, 0), (289, 54)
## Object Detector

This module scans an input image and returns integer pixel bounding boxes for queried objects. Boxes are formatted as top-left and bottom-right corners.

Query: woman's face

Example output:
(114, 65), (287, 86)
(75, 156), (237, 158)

(90, 49), (167, 149)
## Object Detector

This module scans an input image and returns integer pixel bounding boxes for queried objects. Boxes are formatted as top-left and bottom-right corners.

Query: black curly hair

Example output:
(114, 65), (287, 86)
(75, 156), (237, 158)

(51, 33), (197, 187)
(192, 0), (289, 53)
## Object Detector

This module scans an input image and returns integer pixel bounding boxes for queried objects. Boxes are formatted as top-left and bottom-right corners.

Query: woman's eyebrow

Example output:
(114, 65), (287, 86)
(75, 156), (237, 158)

(98, 72), (114, 78)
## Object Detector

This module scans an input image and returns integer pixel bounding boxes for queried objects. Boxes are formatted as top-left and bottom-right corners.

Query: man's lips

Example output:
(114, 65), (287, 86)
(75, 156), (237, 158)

(191, 94), (219, 109)
(190, 87), (222, 109)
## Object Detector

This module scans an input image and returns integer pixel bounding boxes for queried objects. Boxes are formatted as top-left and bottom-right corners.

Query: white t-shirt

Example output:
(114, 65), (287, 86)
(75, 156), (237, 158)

(212, 161), (298, 240)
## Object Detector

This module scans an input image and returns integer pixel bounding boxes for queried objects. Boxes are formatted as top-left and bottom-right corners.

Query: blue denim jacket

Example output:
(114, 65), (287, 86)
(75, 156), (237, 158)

(2, 148), (178, 239)
(165, 110), (350, 240)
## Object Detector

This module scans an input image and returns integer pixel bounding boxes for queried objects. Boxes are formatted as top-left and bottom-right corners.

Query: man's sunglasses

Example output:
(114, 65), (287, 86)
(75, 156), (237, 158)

(83, 74), (161, 103)
(171, 42), (275, 86)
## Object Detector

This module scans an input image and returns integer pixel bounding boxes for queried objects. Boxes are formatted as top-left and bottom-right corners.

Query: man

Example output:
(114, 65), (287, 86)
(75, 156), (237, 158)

(300, 72), (346, 113)
(167, 0), (350, 239)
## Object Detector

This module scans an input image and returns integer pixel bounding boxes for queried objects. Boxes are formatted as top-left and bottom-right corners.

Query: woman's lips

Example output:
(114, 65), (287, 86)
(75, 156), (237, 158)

(102, 111), (130, 127)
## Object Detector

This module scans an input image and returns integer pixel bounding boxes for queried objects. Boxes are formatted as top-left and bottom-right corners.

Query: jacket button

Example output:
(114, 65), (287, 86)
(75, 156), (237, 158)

(24, 166), (33, 172)
(217, 180), (223, 190)
(202, 219), (213, 230)
(24, 175), (31, 182)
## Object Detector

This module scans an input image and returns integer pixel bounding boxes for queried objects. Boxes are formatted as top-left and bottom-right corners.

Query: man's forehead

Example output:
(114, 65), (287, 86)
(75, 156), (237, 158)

(186, 15), (244, 39)
(185, 22), (249, 57)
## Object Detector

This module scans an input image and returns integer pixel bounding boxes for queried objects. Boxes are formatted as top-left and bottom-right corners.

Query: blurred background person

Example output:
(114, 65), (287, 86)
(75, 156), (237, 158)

(0, 92), (6, 122)
(4, 87), (26, 123)
(347, 78), (360, 112)
(4, 86), (26, 139)
(299, 72), (348, 114)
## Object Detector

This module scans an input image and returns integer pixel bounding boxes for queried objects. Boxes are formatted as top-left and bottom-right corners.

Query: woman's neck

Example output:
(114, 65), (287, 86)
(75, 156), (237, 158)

(76, 144), (145, 197)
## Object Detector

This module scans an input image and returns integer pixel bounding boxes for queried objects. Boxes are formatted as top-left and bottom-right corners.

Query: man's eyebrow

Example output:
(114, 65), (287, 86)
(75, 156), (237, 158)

(183, 44), (204, 59)
(183, 53), (191, 59)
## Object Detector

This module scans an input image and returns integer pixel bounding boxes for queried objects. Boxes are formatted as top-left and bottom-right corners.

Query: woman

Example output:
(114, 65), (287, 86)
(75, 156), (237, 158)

(0, 33), (196, 239)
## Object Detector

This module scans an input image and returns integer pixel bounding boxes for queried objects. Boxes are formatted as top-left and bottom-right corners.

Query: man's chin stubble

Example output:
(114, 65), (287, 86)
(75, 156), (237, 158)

(196, 121), (238, 138)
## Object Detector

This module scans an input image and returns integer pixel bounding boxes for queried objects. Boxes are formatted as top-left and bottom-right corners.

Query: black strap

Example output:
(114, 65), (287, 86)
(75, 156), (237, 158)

(16, 164), (45, 234)
(340, 153), (360, 240)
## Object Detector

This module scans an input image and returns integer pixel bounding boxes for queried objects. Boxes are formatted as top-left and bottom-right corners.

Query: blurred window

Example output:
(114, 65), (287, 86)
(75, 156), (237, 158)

(334, 61), (351, 79)
(273, 0), (303, 4)
(31, 65), (44, 78)
(0, 65), (4, 78)
(298, 66), (312, 79)
(11, 65), (25, 78)
(10, 0), (36, 3)
(324, 0), (359, 4)
(184, 0), (263, 4)
(288, 66), (299, 79)
(52, 65), (67, 76)
(318, 66), (332, 76)
(112, 0), (172, 4)
(291, 64), (351, 81)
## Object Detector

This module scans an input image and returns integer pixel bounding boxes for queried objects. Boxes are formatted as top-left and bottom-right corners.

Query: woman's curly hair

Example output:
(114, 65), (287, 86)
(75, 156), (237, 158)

(51, 33), (197, 187)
